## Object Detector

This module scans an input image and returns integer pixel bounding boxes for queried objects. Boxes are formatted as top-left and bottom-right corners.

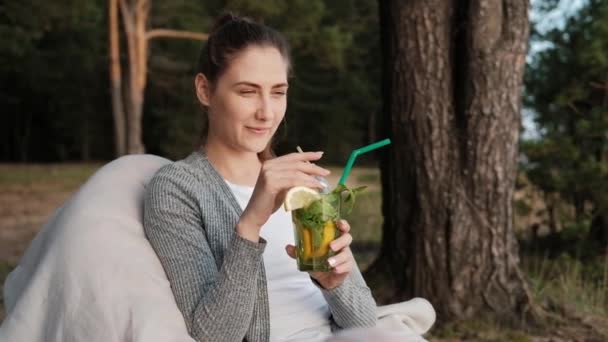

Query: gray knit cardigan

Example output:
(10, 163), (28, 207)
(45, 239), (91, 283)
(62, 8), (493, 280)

(143, 151), (377, 342)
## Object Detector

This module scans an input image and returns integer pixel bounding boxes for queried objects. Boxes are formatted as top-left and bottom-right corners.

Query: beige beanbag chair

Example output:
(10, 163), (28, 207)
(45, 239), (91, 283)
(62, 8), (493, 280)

(0, 154), (435, 342)
(0, 154), (195, 342)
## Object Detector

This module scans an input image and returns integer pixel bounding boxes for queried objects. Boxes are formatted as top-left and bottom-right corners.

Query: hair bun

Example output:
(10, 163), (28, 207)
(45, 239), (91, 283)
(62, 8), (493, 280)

(210, 13), (252, 35)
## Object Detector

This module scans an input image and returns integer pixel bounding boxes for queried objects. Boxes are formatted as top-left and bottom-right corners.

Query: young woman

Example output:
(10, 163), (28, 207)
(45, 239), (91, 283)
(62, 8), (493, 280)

(143, 14), (377, 342)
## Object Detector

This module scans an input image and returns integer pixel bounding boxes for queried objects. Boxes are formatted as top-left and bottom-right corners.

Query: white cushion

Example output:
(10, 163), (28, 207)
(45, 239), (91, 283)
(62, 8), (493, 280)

(0, 154), (195, 342)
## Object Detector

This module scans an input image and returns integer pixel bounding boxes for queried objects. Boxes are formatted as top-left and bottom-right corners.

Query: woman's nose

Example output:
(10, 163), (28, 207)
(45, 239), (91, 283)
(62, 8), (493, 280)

(255, 95), (274, 121)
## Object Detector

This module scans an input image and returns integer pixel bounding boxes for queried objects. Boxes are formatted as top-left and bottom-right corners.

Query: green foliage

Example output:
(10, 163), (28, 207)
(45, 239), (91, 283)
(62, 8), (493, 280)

(1, 0), (380, 163)
(514, 199), (533, 217)
(524, 0), (608, 245)
(294, 194), (339, 234)
(1, 0), (110, 161)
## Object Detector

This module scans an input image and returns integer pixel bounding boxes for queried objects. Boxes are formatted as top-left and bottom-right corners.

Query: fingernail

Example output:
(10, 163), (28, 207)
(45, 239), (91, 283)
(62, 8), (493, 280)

(317, 151), (324, 156)
(330, 243), (337, 251)
(328, 258), (336, 266)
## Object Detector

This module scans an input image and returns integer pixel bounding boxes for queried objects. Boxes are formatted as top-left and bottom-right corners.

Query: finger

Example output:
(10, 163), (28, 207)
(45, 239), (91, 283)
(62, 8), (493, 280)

(285, 245), (296, 259)
(283, 172), (325, 190)
(330, 232), (353, 252)
(272, 176), (323, 207)
(271, 172), (323, 192)
(327, 248), (352, 268)
(293, 171), (326, 189)
(336, 219), (350, 233)
(272, 151), (324, 164)
(297, 162), (331, 177)
(275, 161), (330, 177)
(332, 258), (354, 275)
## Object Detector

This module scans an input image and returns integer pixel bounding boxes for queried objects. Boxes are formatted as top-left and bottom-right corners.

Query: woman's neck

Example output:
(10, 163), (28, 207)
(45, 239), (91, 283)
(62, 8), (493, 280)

(203, 138), (262, 187)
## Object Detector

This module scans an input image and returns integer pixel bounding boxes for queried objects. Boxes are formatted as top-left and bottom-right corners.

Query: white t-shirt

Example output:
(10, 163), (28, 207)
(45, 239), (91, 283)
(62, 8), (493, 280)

(225, 180), (332, 342)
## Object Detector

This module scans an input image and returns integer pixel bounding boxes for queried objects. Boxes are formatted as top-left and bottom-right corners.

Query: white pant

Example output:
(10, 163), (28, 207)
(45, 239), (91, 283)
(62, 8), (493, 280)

(328, 298), (435, 342)
(278, 298), (436, 342)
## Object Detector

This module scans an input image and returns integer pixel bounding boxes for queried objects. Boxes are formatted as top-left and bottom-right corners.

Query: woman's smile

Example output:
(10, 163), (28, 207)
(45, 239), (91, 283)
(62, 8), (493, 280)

(246, 126), (271, 135)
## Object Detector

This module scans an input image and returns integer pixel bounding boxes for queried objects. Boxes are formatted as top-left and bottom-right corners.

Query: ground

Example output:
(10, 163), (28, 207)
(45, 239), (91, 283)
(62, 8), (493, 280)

(0, 162), (606, 341)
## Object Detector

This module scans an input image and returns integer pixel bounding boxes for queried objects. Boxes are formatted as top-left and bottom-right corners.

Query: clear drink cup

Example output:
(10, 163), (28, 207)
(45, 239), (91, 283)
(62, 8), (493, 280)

(292, 191), (341, 272)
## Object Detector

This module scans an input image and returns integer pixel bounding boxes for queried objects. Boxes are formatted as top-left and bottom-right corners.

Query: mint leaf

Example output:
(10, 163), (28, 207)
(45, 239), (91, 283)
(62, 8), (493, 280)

(293, 184), (366, 249)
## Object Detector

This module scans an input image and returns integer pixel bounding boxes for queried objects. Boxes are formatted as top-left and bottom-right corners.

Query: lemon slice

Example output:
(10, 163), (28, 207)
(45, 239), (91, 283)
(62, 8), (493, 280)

(283, 186), (321, 211)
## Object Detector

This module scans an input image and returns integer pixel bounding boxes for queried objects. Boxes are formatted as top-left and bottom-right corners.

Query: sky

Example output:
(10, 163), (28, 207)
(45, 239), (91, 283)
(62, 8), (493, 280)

(522, 0), (588, 140)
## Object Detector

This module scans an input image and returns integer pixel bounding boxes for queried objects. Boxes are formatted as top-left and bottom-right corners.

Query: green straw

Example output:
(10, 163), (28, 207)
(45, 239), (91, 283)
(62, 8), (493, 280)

(338, 138), (391, 185)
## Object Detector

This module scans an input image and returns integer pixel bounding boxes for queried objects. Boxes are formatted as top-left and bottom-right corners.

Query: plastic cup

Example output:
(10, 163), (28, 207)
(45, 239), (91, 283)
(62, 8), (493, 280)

(292, 192), (341, 272)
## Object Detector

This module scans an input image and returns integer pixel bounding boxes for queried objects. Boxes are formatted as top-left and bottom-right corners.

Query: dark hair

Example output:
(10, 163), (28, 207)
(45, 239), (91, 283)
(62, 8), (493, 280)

(198, 13), (292, 84)
(196, 13), (291, 159)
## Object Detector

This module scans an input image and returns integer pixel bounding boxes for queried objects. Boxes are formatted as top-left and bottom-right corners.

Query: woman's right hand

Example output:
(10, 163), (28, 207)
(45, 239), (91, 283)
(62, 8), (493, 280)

(237, 151), (330, 242)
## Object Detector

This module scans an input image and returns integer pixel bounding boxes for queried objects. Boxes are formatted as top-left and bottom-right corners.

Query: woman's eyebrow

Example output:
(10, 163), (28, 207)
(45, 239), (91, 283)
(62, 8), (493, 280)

(233, 81), (259, 88)
(232, 81), (288, 88)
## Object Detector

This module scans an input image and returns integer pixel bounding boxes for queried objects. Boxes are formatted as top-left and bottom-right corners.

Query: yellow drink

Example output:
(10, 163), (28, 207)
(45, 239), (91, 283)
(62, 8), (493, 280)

(292, 194), (341, 272)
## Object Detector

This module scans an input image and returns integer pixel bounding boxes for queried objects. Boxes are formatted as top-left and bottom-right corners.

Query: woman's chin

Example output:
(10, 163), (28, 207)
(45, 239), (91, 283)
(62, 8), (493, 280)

(237, 134), (273, 153)
(243, 141), (271, 154)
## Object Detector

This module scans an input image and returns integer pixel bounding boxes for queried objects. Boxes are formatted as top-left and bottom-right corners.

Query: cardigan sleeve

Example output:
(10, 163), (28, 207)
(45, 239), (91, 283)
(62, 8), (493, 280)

(143, 165), (266, 342)
(315, 264), (377, 330)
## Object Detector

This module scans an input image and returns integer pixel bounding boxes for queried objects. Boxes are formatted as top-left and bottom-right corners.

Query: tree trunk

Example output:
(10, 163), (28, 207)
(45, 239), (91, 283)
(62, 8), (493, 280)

(109, 0), (126, 156)
(114, 0), (207, 155)
(119, 0), (148, 154)
(367, 0), (537, 325)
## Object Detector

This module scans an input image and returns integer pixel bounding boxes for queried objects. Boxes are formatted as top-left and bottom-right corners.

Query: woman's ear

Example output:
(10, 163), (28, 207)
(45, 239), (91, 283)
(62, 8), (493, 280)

(195, 73), (211, 107)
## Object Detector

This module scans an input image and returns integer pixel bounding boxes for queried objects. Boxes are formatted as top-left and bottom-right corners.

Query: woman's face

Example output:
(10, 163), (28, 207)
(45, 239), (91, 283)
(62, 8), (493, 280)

(197, 46), (289, 154)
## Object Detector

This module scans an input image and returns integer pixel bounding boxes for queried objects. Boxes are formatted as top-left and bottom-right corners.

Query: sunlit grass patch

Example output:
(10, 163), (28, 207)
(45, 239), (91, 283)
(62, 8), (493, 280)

(523, 253), (608, 318)
(0, 163), (101, 190)
(0, 261), (16, 322)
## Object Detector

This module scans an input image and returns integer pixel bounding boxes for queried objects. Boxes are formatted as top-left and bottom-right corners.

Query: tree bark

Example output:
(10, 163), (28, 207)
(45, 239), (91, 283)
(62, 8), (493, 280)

(119, 0), (147, 154)
(367, 0), (537, 325)
(109, 0), (126, 156)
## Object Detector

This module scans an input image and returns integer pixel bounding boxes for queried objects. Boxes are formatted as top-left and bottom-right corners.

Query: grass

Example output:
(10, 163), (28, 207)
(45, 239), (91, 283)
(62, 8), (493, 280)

(0, 163), (101, 322)
(524, 253), (608, 318)
(344, 190), (383, 270)
(0, 163), (102, 190)
(428, 253), (608, 341)
(431, 319), (532, 342)
(356, 173), (379, 184)
(344, 190), (383, 245)
(0, 261), (15, 321)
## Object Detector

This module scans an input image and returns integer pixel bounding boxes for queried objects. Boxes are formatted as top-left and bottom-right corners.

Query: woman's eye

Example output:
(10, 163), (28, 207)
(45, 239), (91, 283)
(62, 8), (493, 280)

(273, 91), (287, 96)
(240, 90), (256, 95)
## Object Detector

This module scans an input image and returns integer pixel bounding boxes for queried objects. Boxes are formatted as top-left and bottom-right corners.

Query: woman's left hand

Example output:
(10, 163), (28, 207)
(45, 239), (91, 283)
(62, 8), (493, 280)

(285, 219), (354, 290)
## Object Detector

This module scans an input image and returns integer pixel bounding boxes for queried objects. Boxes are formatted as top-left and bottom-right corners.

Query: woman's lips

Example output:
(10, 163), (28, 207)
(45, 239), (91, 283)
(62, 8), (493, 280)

(246, 127), (270, 134)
